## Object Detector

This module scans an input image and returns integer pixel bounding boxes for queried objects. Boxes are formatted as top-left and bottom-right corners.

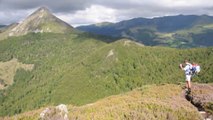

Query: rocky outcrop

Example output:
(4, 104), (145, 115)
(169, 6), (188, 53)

(40, 104), (69, 120)
(185, 84), (213, 119)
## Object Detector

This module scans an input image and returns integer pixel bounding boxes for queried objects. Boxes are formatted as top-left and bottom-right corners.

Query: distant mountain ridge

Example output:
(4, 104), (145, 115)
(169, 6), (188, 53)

(0, 25), (6, 28)
(0, 25), (6, 32)
(77, 15), (213, 48)
(0, 7), (76, 40)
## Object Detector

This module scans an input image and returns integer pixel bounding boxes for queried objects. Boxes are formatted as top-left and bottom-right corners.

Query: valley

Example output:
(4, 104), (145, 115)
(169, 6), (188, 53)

(77, 15), (213, 48)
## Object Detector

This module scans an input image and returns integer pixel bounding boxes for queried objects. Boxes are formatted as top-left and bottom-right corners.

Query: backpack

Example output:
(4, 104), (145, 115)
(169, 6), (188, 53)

(191, 64), (201, 75)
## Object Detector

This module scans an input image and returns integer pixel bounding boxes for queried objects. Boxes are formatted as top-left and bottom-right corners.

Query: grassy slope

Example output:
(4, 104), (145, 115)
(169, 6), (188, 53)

(2, 84), (202, 120)
(0, 33), (107, 116)
(67, 84), (202, 120)
(0, 33), (212, 116)
(0, 58), (34, 89)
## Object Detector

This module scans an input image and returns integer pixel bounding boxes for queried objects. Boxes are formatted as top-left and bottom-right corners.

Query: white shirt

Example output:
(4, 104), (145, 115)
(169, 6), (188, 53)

(183, 63), (192, 75)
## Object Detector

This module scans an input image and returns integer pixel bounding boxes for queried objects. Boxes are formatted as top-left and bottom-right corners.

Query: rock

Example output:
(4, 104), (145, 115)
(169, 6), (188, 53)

(39, 104), (69, 120)
(106, 49), (114, 58)
(40, 108), (51, 119)
(191, 84), (213, 109)
(56, 104), (69, 120)
(186, 84), (213, 119)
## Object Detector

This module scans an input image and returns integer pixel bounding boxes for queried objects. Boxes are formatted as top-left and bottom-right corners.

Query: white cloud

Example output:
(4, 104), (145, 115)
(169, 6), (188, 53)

(159, 0), (213, 7)
(0, 0), (213, 25)
(56, 5), (117, 27)
(0, 9), (34, 25)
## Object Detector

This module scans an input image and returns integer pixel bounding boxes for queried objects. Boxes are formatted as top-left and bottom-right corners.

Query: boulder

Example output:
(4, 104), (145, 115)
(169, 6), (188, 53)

(40, 104), (69, 120)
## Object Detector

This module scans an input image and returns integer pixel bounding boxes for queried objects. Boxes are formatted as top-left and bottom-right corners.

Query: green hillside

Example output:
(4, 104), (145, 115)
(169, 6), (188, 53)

(77, 15), (213, 48)
(0, 32), (212, 116)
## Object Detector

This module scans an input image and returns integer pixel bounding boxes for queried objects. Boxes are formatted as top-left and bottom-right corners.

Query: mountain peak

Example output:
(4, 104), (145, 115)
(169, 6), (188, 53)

(37, 6), (50, 12)
(34, 6), (52, 15)
(0, 7), (76, 40)
(29, 6), (52, 18)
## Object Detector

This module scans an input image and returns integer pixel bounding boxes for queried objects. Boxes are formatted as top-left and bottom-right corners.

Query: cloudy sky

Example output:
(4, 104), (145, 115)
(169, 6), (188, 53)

(0, 0), (213, 27)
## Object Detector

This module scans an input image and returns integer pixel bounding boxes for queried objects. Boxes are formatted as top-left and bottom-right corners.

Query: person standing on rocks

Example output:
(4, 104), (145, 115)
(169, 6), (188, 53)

(179, 59), (193, 94)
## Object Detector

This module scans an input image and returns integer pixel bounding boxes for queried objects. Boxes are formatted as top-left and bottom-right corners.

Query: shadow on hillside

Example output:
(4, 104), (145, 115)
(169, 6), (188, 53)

(74, 32), (125, 43)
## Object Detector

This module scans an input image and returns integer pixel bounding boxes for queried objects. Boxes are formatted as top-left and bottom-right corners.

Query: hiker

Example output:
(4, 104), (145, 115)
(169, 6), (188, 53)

(179, 60), (192, 93)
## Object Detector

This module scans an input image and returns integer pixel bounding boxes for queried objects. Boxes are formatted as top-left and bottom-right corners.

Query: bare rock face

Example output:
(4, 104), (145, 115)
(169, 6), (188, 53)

(40, 104), (69, 120)
(186, 84), (213, 119)
(191, 84), (213, 109)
